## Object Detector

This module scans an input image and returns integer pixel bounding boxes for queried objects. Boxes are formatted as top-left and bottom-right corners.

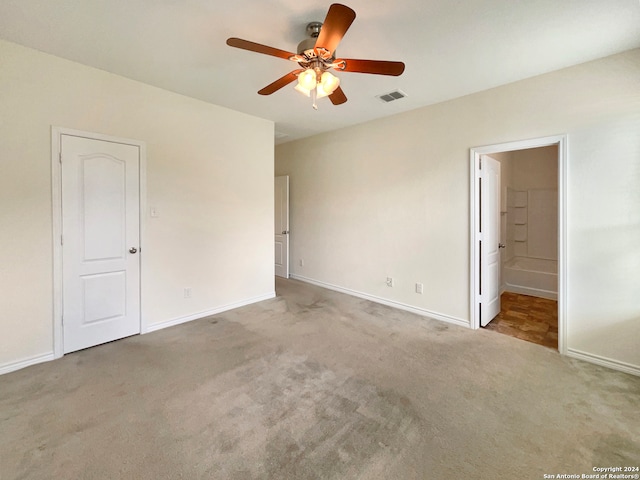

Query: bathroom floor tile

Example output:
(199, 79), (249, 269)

(483, 292), (558, 350)
(520, 320), (549, 333)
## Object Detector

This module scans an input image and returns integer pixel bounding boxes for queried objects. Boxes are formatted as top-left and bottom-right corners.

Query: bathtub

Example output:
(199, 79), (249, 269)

(503, 256), (557, 300)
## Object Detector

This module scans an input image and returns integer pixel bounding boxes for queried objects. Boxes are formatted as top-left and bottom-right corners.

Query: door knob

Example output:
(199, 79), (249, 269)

(498, 243), (506, 249)
(129, 247), (138, 254)
(282, 230), (289, 235)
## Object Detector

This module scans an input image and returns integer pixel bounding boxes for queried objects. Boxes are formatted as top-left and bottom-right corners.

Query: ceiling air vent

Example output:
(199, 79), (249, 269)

(376, 89), (407, 103)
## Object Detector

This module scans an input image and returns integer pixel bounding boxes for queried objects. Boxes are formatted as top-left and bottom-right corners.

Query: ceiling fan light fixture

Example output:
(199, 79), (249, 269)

(316, 84), (330, 99)
(295, 69), (340, 101)
(297, 69), (317, 91)
(320, 71), (340, 94)
(294, 83), (311, 97)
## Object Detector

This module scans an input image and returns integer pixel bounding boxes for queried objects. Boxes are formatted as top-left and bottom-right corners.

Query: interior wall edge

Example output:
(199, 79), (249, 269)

(144, 291), (276, 334)
(290, 274), (470, 328)
(567, 348), (640, 377)
(0, 352), (55, 376)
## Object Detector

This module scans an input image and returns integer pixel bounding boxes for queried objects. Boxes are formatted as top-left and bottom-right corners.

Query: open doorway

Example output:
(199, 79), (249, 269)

(470, 136), (567, 354)
(483, 147), (558, 349)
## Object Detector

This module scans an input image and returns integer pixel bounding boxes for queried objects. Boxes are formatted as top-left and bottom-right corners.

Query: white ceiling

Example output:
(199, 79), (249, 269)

(1, 0), (639, 144)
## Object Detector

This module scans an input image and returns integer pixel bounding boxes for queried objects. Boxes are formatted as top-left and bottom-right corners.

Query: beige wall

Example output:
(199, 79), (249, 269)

(511, 146), (558, 191)
(276, 49), (640, 373)
(0, 40), (275, 370)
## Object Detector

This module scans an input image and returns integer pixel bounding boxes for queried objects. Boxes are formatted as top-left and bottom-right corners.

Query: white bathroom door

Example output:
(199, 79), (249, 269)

(480, 155), (501, 327)
(61, 134), (141, 353)
(275, 175), (289, 278)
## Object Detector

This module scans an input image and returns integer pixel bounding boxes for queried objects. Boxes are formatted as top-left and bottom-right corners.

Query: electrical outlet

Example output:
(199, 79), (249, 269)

(184, 287), (192, 298)
(416, 283), (424, 294)
(299, 259), (304, 267)
(386, 277), (394, 287)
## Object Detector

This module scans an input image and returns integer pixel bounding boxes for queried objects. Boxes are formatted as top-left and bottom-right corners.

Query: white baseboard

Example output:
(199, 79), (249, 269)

(0, 352), (55, 376)
(290, 274), (470, 328)
(143, 291), (276, 333)
(567, 348), (640, 377)
(504, 284), (557, 300)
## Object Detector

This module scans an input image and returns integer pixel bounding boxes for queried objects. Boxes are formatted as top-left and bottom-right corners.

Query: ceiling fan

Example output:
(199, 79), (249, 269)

(226, 3), (405, 109)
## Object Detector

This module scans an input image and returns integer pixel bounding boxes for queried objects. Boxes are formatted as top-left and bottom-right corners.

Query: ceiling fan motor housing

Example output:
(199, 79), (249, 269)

(297, 37), (317, 55)
(306, 21), (322, 38)
(297, 22), (333, 57)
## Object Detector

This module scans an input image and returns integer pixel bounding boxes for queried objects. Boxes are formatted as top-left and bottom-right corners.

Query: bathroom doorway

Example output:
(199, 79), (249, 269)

(486, 146), (558, 348)
(470, 136), (567, 353)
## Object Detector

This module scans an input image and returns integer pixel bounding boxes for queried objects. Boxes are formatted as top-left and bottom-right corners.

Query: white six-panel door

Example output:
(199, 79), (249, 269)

(274, 176), (289, 278)
(61, 134), (141, 353)
(480, 155), (501, 327)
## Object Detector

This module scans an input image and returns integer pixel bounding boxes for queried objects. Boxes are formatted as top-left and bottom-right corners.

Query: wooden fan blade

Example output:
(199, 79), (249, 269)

(314, 4), (356, 55)
(329, 86), (347, 105)
(258, 70), (303, 95)
(336, 59), (405, 76)
(226, 37), (295, 60)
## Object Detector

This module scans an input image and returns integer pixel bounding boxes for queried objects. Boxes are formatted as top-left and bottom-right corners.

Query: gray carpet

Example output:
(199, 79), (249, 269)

(1, 278), (639, 479)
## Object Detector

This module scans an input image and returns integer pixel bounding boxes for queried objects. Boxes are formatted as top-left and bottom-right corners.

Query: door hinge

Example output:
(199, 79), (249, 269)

(61, 235), (63, 245)
(59, 152), (62, 164)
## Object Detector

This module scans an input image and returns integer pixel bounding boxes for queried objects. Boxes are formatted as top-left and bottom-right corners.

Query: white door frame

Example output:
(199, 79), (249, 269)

(469, 134), (568, 354)
(274, 175), (290, 278)
(51, 127), (147, 359)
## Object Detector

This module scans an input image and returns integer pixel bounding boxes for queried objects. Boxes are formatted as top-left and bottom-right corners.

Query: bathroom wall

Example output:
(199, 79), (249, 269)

(493, 147), (558, 294)
(508, 147), (558, 261)
(511, 146), (558, 191)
